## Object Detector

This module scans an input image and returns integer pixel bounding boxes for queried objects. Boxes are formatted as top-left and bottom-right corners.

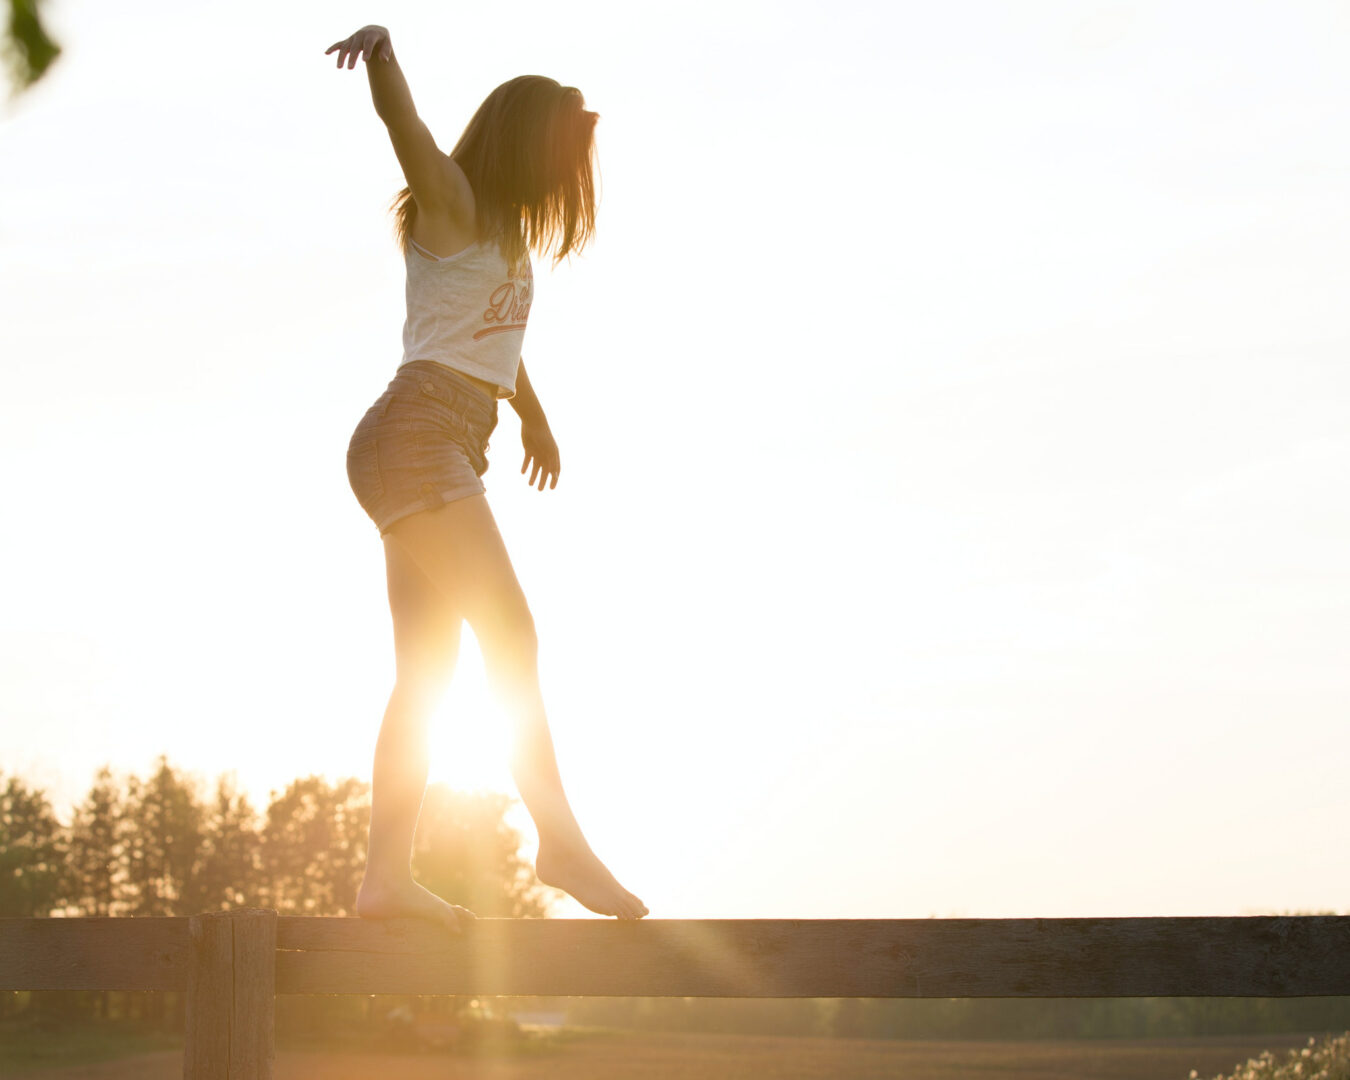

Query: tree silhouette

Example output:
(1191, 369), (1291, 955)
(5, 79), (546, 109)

(63, 764), (130, 917)
(4, 0), (60, 93)
(0, 771), (63, 917)
(260, 775), (371, 916)
(121, 756), (204, 917)
(194, 772), (264, 911)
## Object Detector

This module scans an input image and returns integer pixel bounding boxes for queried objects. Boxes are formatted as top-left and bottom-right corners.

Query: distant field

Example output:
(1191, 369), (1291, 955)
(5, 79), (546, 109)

(5, 1029), (1324, 1080)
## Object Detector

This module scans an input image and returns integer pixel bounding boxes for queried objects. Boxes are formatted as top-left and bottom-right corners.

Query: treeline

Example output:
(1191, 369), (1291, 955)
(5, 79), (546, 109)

(0, 757), (552, 1030)
(0, 756), (549, 921)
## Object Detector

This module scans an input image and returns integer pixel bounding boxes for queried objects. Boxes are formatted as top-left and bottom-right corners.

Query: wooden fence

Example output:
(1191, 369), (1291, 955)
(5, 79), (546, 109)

(2, 912), (1348, 1079)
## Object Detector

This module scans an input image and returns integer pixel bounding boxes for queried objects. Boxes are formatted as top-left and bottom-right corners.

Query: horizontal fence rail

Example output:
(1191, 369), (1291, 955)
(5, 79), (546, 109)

(3, 912), (1349, 1080)
(3, 913), (1348, 998)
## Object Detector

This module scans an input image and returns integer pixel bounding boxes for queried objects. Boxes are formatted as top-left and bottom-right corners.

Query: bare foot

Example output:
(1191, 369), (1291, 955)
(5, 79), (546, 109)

(536, 842), (648, 920)
(355, 874), (476, 934)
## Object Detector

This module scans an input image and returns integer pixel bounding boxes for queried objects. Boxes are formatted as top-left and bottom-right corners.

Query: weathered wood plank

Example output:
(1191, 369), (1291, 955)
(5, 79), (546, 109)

(0, 916), (188, 991)
(276, 916), (1350, 998)
(181, 909), (276, 1080)
(4, 915), (1346, 1000)
(184, 912), (233, 1080)
(229, 910), (275, 1080)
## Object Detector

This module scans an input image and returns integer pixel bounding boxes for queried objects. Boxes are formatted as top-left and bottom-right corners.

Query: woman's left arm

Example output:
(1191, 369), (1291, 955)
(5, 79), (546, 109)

(512, 359), (560, 491)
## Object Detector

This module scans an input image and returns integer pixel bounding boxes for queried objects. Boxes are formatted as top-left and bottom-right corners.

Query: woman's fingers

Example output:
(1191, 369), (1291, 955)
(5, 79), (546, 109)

(326, 35), (357, 61)
(327, 26), (391, 66)
(520, 450), (558, 490)
(329, 37), (361, 68)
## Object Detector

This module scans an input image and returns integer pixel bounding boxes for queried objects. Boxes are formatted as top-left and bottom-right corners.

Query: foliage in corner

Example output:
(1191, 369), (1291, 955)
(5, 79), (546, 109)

(5, 0), (60, 93)
(1192, 1032), (1350, 1080)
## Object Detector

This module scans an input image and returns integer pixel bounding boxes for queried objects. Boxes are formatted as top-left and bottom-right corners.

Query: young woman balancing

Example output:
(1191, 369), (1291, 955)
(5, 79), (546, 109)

(328, 24), (647, 930)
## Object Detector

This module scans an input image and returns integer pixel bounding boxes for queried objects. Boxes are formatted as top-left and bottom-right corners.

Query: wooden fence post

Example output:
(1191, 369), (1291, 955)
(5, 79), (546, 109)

(184, 909), (276, 1080)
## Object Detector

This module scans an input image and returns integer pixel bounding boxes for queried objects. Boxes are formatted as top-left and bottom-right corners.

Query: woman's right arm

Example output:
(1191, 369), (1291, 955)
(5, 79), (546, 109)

(326, 25), (467, 217)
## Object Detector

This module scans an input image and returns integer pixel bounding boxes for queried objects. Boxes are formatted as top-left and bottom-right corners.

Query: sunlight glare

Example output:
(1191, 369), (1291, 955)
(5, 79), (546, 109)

(426, 631), (515, 794)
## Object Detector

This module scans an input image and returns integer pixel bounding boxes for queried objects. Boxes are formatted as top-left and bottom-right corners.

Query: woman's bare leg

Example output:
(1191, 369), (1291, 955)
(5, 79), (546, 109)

(354, 533), (475, 932)
(385, 494), (647, 920)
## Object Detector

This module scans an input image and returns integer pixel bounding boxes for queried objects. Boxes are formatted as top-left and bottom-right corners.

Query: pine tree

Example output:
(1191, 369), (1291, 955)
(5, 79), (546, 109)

(63, 765), (130, 917)
(193, 772), (264, 911)
(261, 775), (371, 915)
(121, 756), (204, 917)
(0, 772), (64, 917)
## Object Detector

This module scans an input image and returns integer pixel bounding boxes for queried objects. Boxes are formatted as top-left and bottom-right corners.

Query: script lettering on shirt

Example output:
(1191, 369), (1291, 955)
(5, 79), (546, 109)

(474, 271), (534, 340)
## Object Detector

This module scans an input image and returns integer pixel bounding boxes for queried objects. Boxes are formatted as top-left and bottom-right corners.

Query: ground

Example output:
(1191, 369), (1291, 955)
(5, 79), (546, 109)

(6, 1029), (1321, 1080)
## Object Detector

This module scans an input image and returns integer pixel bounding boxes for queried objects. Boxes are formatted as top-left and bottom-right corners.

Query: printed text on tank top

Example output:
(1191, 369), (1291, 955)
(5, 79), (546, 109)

(401, 234), (532, 398)
(407, 237), (533, 340)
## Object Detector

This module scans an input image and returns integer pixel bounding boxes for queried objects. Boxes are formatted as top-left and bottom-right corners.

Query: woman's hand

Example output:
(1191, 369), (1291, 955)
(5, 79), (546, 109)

(521, 419), (560, 491)
(325, 25), (392, 69)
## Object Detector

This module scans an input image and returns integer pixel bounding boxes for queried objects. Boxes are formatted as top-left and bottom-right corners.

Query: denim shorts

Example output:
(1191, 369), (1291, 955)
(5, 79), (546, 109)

(346, 360), (499, 536)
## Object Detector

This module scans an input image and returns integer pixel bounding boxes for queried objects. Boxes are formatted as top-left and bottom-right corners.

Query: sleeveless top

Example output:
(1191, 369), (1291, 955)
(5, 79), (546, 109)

(397, 235), (533, 399)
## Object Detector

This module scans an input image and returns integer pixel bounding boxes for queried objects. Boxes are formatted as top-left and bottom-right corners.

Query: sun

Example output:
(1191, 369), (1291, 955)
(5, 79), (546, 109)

(426, 630), (515, 794)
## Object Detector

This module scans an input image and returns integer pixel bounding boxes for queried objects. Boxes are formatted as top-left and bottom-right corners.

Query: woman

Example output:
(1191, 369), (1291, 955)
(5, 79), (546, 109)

(327, 24), (647, 929)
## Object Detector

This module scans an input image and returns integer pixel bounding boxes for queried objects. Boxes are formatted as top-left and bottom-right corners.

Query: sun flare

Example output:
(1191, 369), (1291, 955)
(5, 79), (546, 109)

(426, 632), (515, 794)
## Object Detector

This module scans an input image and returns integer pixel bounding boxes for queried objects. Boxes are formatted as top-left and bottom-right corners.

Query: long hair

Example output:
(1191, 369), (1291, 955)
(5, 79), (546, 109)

(391, 75), (598, 269)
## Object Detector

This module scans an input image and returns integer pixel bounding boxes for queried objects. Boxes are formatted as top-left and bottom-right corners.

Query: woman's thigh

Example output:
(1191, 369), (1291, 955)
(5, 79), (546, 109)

(384, 528), (463, 690)
(382, 495), (532, 648)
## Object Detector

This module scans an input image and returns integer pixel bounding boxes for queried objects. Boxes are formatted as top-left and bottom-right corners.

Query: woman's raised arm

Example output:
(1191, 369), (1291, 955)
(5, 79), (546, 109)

(326, 25), (467, 218)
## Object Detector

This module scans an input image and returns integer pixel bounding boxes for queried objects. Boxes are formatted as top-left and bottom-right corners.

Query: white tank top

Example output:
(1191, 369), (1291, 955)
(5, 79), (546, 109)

(398, 235), (533, 399)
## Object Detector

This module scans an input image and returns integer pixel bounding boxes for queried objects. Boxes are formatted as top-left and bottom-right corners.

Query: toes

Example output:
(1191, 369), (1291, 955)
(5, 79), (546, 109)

(440, 905), (476, 935)
(451, 905), (477, 932)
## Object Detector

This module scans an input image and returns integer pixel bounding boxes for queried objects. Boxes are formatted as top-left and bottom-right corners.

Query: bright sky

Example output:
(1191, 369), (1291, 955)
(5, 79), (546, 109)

(2, 0), (1347, 921)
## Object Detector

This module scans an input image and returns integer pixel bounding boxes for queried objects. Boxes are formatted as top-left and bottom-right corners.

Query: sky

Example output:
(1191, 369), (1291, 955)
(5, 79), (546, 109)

(1, 0), (1347, 921)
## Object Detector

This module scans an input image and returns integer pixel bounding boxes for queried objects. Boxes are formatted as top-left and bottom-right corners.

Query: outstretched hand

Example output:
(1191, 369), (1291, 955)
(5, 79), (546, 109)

(325, 25), (392, 68)
(521, 419), (560, 491)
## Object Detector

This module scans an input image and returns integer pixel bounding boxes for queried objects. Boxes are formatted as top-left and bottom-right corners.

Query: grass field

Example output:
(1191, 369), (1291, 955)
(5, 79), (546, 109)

(3, 1029), (1325, 1080)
